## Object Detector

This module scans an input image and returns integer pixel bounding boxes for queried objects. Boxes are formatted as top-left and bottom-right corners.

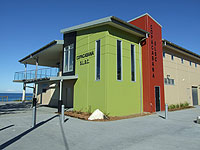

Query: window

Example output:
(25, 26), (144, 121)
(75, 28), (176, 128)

(164, 78), (175, 85)
(181, 58), (184, 64)
(131, 44), (135, 81)
(117, 40), (122, 80)
(164, 78), (167, 84)
(171, 55), (174, 60)
(63, 44), (74, 73)
(163, 52), (165, 58)
(195, 63), (197, 68)
(190, 61), (192, 66)
(95, 40), (101, 80)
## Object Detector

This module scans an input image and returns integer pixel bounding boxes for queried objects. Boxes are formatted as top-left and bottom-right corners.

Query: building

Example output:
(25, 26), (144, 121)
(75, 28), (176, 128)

(162, 39), (200, 106)
(14, 16), (148, 116)
(13, 13), (200, 116)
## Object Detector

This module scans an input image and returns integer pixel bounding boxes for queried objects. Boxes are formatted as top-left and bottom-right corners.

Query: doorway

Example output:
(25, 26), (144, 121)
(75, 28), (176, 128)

(192, 86), (198, 105)
(155, 86), (160, 111)
(62, 86), (74, 108)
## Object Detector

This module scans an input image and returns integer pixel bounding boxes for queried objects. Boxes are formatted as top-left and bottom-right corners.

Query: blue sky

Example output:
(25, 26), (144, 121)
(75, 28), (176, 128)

(0, 0), (199, 93)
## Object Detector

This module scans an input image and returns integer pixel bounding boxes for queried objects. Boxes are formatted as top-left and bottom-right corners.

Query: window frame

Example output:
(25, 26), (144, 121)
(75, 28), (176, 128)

(131, 44), (136, 82)
(63, 44), (74, 73)
(171, 55), (174, 60)
(95, 40), (101, 81)
(163, 52), (165, 58)
(117, 40), (122, 81)
(181, 58), (184, 64)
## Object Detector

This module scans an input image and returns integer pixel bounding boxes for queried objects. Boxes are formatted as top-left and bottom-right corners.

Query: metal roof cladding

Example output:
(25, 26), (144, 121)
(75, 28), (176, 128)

(163, 39), (200, 60)
(60, 16), (149, 38)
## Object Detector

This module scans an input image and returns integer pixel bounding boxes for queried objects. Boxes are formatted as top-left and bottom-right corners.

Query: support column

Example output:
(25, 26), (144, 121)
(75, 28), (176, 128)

(58, 79), (63, 113)
(22, 83), (26, 102)
(35, 58), (38, 80)
(24, 63), (27, 79)
(22, 64), (27, 102)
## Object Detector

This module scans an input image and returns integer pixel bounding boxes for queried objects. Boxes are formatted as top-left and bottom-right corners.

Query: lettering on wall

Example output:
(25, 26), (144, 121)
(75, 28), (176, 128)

(150, 24), (158, 78)
(77, 51), (94, 65)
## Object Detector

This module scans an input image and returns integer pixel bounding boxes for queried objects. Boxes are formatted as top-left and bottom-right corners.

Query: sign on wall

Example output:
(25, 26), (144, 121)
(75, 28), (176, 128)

(77, 51), (94, 65)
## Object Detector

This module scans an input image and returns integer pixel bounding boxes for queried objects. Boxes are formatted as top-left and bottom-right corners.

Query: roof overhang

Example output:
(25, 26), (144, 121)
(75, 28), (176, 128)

(19, 40), (64, 67)
(162, 39), (200, 61)
(60, 16), (149, 38)
(128, 13), (162, 28)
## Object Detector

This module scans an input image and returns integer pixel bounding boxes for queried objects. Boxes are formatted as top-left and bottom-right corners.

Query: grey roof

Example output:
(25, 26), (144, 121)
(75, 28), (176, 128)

(162, 39), (200, 59)
(60, 16), (149, 38)
(19, 40), (64, 63)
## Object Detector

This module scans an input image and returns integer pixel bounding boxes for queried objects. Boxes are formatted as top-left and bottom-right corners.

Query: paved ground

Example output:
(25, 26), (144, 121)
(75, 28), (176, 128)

(0, 102), (200, 150)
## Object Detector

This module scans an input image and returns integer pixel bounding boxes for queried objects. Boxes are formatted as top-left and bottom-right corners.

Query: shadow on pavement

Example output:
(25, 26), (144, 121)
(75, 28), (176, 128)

(0, 115), (59, 149)
(0, 102), (32, 115)
(59, 116), (69, 150)
(0, 125), (14, 131)
(158, 115), (166, 119)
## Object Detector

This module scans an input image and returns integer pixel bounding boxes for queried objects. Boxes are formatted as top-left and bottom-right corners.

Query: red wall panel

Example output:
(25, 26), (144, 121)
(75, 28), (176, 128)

(129, 14), (165, 112)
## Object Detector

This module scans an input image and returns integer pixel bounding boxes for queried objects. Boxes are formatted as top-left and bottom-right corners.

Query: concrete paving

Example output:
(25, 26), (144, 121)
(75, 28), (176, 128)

(0, 102), (200, 150)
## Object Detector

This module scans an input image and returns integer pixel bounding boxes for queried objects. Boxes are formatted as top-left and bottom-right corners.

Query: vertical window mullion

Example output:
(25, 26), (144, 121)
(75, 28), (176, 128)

(95, 40), (100, 80)
(117, 40), (122, 80)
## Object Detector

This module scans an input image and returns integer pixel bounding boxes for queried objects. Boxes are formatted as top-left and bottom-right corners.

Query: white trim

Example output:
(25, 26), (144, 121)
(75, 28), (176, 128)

(139, 43), (143, 113)
(95, 40), (101, 81)
(128, 13), (162, 28)
(116, 40), (123, 81)
(131, 44), (136, 82)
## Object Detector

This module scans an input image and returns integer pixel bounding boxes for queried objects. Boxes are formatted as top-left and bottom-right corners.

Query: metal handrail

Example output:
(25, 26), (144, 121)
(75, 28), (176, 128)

(0, 96), (33, 102)
(0, 96), (8, 101)
(14, 67), (59, 81)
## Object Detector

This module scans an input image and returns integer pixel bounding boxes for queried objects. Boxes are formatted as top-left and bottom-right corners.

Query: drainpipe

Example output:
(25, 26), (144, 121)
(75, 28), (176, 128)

(139, 43), (143, 113)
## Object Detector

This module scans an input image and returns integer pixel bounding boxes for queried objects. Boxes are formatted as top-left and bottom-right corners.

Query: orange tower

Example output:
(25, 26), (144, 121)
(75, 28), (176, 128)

(129, 14), (165, 112)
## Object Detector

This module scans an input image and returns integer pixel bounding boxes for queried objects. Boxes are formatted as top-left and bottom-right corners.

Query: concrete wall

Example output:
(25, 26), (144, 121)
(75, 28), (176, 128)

(37, 82), (59, 107)
(163, 47), (200, 106)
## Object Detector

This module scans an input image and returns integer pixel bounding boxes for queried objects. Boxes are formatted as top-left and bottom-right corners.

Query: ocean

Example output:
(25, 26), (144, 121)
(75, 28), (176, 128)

(0, 93), (33, 102)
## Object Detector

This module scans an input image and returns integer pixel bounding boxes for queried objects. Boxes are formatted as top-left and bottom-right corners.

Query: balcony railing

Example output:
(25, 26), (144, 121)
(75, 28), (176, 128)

(14, 67), (59, 81)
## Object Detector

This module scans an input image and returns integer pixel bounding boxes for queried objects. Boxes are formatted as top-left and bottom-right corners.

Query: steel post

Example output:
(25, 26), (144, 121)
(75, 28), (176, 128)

(61, 105), (65, 124)
(32, 106), (36, 127)
(165, 104), (168, 119)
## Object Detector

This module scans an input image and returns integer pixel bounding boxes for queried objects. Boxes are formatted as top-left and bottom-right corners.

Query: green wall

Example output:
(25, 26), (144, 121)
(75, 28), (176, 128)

(74, 25), (143, 116)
